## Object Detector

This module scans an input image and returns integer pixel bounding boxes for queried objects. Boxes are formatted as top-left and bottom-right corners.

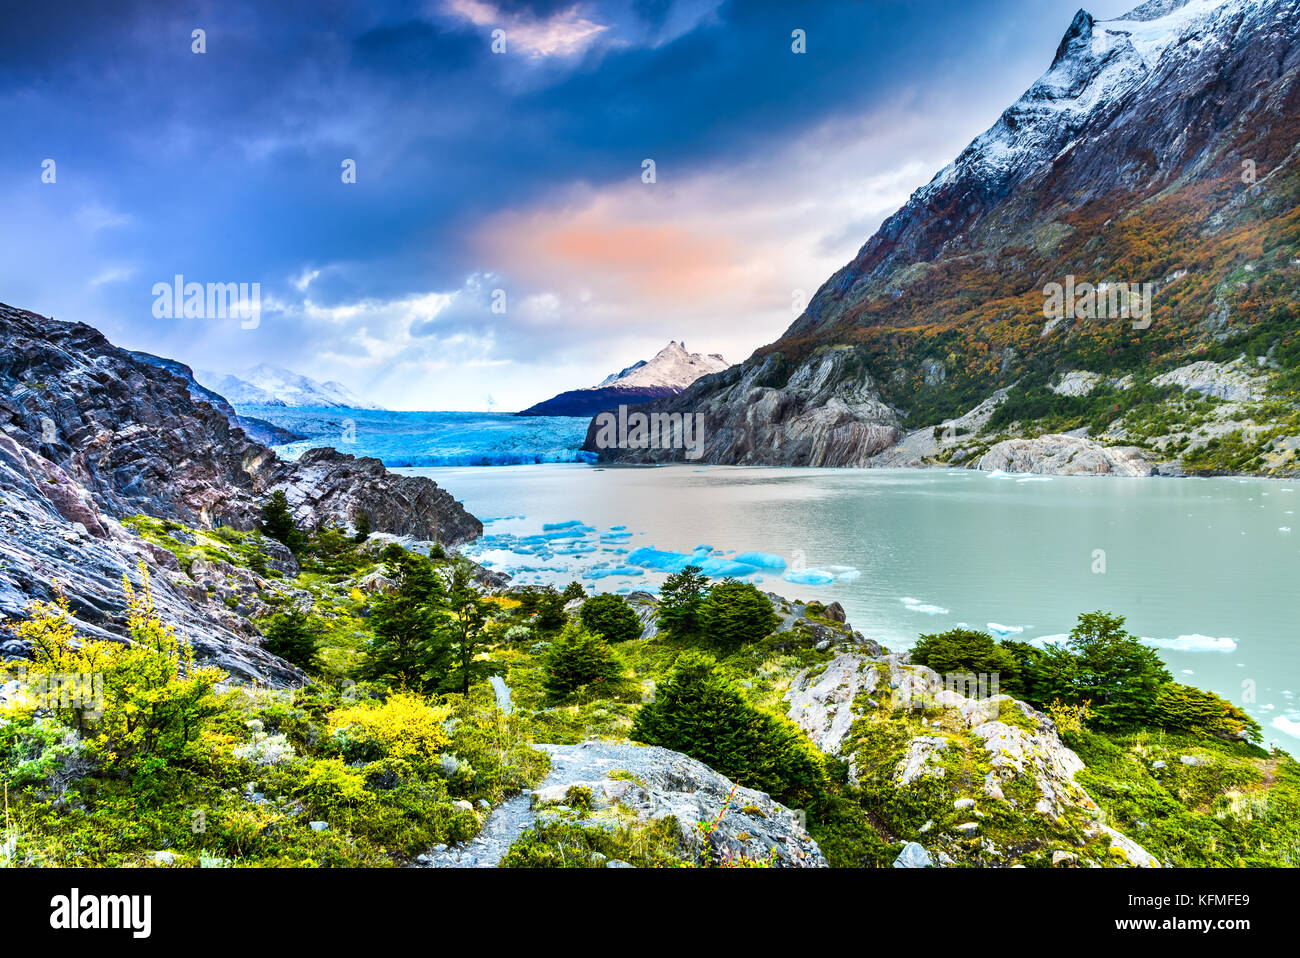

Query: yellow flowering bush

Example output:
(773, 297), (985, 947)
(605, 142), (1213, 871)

(327, 692), (451, 770)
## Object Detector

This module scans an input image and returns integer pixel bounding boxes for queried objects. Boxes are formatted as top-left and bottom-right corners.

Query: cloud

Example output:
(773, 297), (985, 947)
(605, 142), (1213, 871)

(440, 0), (610, 57)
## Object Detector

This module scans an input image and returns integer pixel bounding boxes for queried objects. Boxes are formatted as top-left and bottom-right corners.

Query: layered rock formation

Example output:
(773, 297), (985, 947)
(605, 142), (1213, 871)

(0, 302), (482, 683)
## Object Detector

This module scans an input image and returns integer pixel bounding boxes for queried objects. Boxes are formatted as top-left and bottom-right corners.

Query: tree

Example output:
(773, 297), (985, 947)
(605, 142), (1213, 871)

(260, 490), (306, 554)
(579, 593), (643, 643)
(542, 623), (620, 701)
(353, 512), (372, 543)
(1152, 683), (1261, 742)
(263, 611), (322, 672)
(656, 565), (709, 639)
(1027, 611), (1172, 729)
(699, 580), (779, 650)
(13, 569), (228, 772)
(561, 581), (586, 603)
(631, 651), (824, 806)
(363, 548), (450, 692)
(909, 628), (1023, 694)
(534, 587), (568, 632)
(438, 559), (495, 695)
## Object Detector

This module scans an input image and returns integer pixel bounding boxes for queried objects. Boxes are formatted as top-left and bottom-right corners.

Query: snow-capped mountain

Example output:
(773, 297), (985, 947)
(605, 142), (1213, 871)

(196, 364), (383, 410)
(518, 342), (728, 416)
(597, 341), (729, 391)
(587, 0), (1300, 466)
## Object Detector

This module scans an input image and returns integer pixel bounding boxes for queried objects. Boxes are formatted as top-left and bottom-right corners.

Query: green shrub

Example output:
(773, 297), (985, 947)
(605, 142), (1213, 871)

(542, 624), (621, 701)
(700, 580), (779, 650)
(909, 628), (1023, 694)
(631, 651), (825, 806)
(656, 565), (709, 639)
(579, 593), (643, 643)
(262, 611), (322, 672)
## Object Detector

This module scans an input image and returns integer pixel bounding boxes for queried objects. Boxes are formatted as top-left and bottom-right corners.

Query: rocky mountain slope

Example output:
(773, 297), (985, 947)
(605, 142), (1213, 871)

(0, 302), (480, 683)
(519, 341), (727, 417)
(588, 0), (1300, 474)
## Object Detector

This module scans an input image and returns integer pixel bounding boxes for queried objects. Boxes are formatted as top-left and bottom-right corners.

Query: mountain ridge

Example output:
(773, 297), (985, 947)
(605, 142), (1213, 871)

(518, 341), (727, 417)
(585, 0), (1300, 475)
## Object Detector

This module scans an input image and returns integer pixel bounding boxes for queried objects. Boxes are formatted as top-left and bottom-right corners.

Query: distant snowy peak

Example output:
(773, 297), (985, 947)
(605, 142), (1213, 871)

(196, 363), (383, 410)
(597, 341), (728, 391)
(516, 342), (728, 417)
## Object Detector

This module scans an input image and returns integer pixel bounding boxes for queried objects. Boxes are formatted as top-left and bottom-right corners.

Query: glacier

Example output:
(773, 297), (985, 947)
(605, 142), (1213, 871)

(237, 406), (594, 467)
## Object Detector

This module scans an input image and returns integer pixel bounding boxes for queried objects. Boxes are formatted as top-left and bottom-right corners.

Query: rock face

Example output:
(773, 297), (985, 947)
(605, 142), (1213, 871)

(1152, 357), (1269, 402)
(0, 432), (303, 685)
(585, 346), (902, 466)
(0, 302), (482, 683)
(785, 650), (1160, 867)
(531, 742), (826, 867)
(976, 434), (1156, 476)
(0, 303), (481, 542)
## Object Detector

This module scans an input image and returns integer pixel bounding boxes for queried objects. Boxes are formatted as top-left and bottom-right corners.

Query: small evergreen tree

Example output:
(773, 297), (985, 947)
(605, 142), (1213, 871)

(353, 512), (372, 543)
(561, 581), (586, 603)
(438, 559), (495, 695)
(535, 587), (568, 632)
(262, 611), (322, 672)
(656, 565), (709, 639)
(363, 549), (451, 692)
(909, 628), (1023, 694)
(632, 651), (824, 805)
(260, 490), (306, 554)
(1027, 611), (1172, 729)
(542, 623), (620, 701)
(579, 592), (643, 643)
(699, 579), (779, 650)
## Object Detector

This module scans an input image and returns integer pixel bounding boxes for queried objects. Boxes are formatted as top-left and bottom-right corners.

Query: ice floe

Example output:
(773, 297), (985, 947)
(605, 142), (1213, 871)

(900, 596), (950, 615)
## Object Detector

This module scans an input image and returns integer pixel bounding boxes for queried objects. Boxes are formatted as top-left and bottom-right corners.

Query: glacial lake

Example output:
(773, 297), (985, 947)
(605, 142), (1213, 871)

(402, 463), (1300, 747)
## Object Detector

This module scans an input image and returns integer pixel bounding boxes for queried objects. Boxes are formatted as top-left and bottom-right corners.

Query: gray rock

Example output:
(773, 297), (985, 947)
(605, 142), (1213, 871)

(309, 821), (329, 832)
(892, 842), (933, 868)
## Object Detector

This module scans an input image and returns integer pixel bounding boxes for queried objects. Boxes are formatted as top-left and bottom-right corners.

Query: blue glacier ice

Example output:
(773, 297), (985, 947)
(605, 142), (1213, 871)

(239, 406), (594, 467)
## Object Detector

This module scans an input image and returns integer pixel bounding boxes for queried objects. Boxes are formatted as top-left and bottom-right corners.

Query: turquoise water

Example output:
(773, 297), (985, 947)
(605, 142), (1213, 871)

(404, 463), (1300, 748)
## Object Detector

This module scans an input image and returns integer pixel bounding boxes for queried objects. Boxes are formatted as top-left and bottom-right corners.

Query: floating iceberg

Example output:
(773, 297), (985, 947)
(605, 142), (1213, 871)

(1143, 634), (1238, 653)
(987, 622), (1024, 636)
(733, 552), (788, 570)
(900, 596), (950, 615)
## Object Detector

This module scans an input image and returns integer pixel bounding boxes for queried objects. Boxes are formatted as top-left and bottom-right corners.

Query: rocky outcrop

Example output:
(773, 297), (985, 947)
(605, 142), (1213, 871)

(976, 434), (1156, 476)
(584, 345), (901, 466)
(531, 742), (825, 867)
(785, 650), (1160, 867)
(422, 739), (825, 868)
(270, 447), (482, 545)
(0, 303), (480, 544)
(0, 302), (482, 683)
(0, 432), (303, 685)
(1152, 357), (1269, 403)
(127, 351), (305, 446)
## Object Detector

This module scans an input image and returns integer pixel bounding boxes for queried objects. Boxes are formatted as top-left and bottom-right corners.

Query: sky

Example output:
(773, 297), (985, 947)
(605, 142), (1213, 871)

(0, 0), (1143, 411)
